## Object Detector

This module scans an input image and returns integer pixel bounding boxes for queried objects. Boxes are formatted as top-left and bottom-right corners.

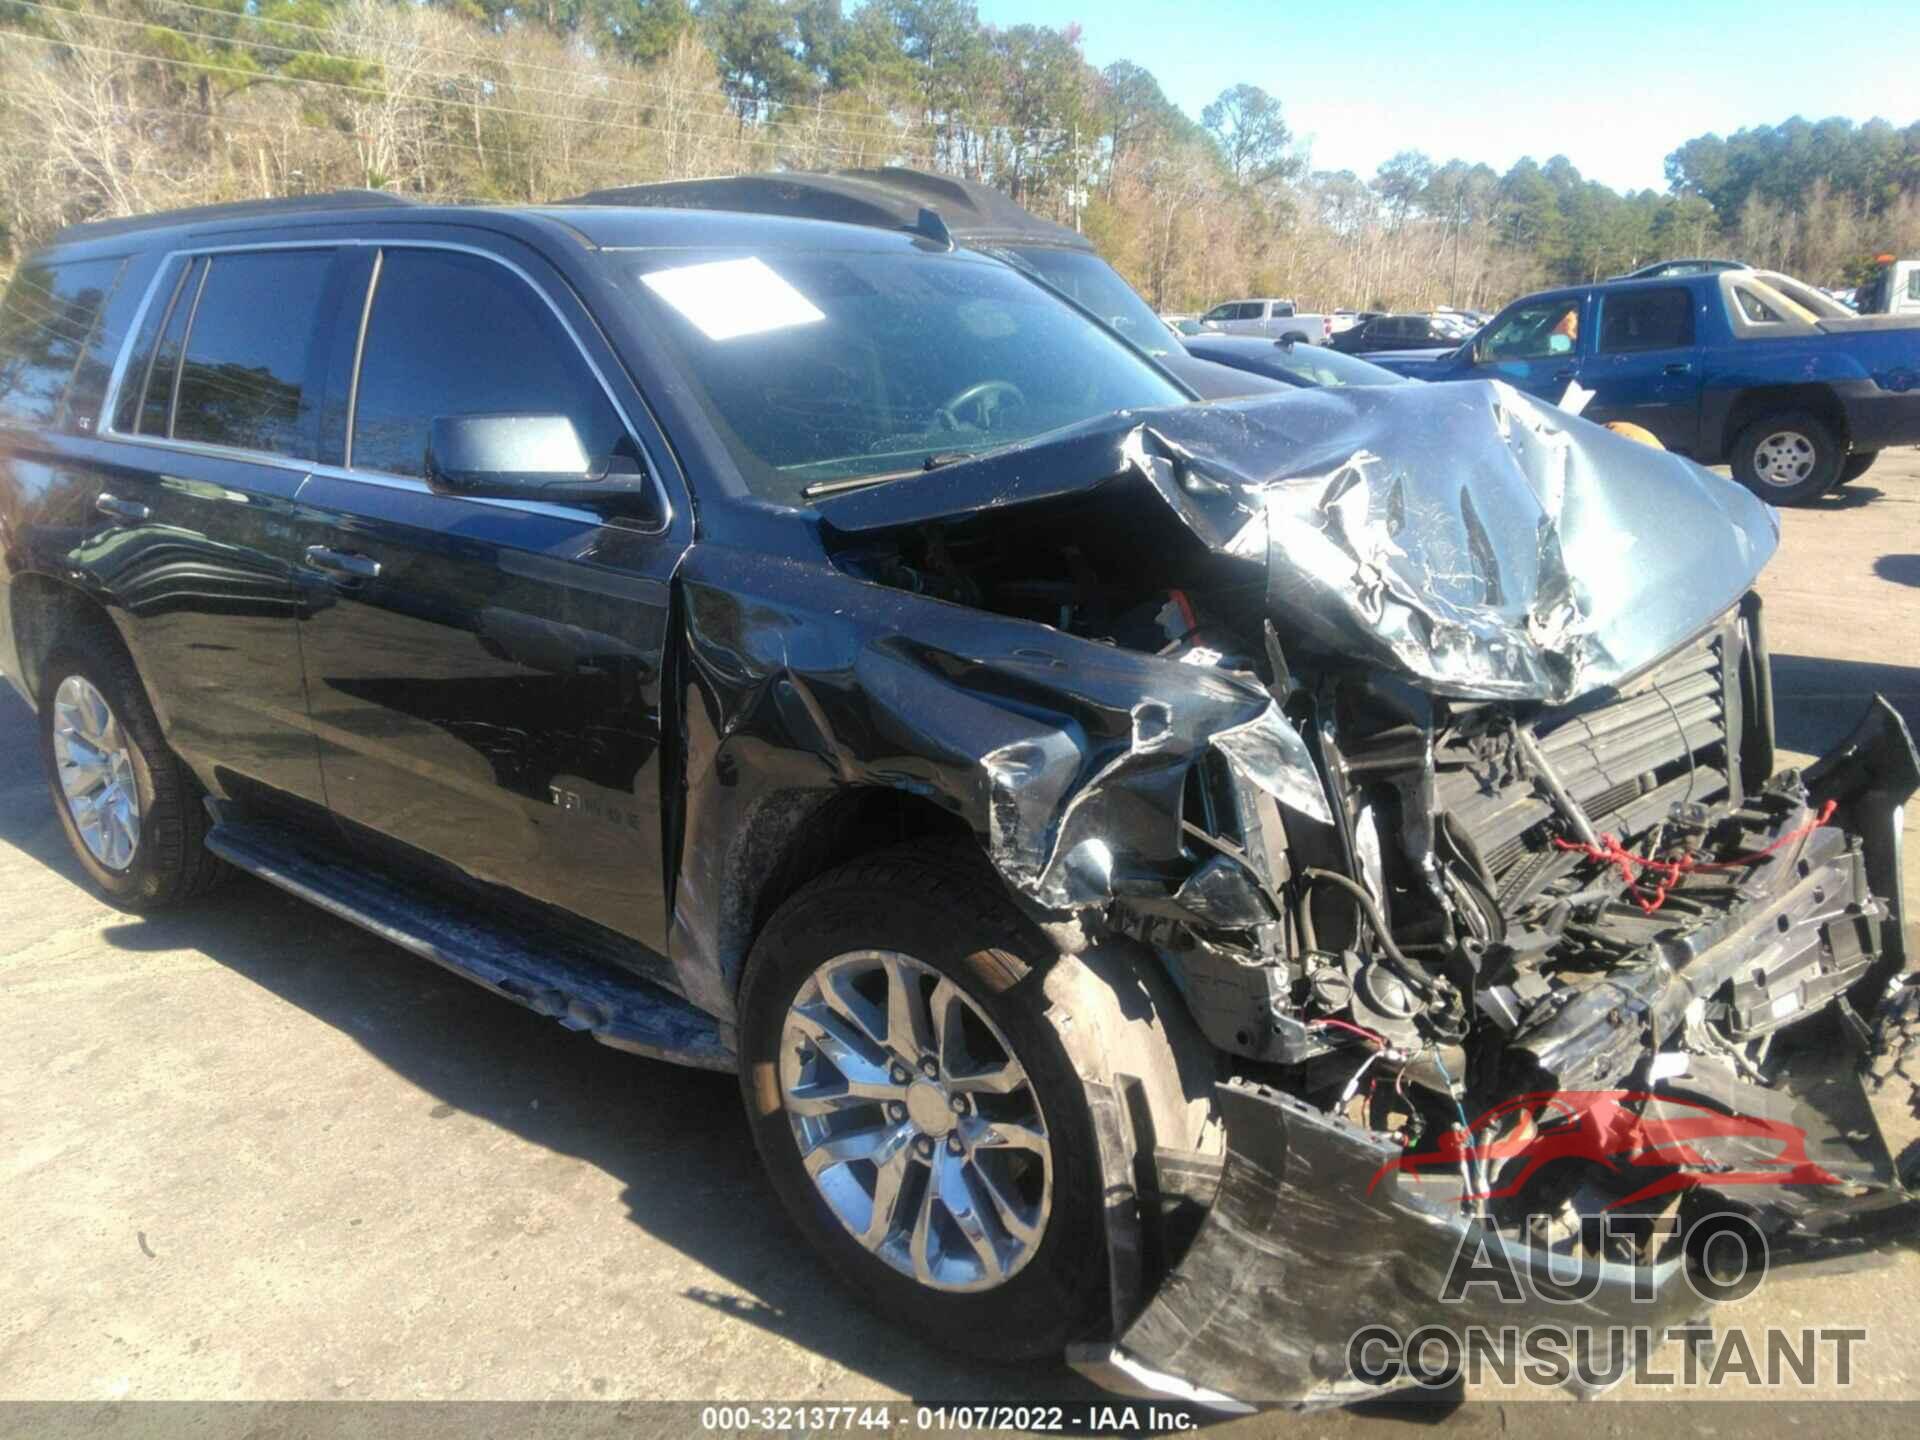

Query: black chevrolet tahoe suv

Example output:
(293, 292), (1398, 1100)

(3, 190), (1917, 1408)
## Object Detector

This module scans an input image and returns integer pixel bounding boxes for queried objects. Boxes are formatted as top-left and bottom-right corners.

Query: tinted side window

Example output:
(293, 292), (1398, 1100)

(350, 249), (624, 479)
(1734, 287), (1781, 323)
(172, 250), (332, 456)
(1907, 270), (1920, 302)
(1599, 287), (1695, 352)
(0, 257), (124, 426)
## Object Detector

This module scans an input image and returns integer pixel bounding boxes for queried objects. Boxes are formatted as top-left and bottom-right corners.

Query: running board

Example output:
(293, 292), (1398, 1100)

(204, 820), (734, 1072)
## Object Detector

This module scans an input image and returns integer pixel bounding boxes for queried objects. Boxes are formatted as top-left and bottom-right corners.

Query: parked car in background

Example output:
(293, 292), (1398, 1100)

(1328, 308), (1378, 334)
(1198, 297), (1333, 343)
(1161, 314), (1215, 336)
(1181, 333), (1410, 388)
(575, 168), (1268, 400)
(1329, 313), (1462, 353)
(1370, 268), (1920, 503)
(1427, 310), (1481, 339)
(1855, 255), (1919, 316)
(1611, 257), (1753, 280)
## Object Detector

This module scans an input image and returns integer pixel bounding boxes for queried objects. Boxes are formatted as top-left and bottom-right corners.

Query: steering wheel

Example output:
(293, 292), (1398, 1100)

(936, 379), (1025, 432)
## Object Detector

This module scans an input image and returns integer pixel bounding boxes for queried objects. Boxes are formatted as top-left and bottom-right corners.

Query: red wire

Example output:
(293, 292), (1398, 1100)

(1550, 799), (1837, 916)
(1308, 1016), (1390, 1047)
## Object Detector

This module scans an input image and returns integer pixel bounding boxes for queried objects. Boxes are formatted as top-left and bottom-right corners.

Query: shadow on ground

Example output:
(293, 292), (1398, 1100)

(1769, 653), (1920, 757)
(86, 877), (1128, 1409)
(1804, 483), (1885, 511)
(1874, 554), (1920, 589)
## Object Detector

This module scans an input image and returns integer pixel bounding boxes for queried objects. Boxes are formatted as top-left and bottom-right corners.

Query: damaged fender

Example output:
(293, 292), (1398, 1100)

(663, 544), (1323, 1018)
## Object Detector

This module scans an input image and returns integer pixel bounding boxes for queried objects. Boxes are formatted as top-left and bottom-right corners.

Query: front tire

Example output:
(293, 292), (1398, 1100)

(37, 629), (226, 909)
(737, 844), (1109, 1361)
(1730, 412), (1841, 505)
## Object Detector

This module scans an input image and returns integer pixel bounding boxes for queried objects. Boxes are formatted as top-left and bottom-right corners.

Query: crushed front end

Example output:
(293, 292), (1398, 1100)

(1081, 673), (1918, 1407)
(812, 381), (1920, 1406)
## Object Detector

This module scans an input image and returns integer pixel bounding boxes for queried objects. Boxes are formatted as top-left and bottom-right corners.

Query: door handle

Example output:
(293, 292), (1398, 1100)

(94, 493), (150, 523)
(303, 545), (381, 580)
(1553, 367), (1576, 382)
(1663, 362), (1694, 375)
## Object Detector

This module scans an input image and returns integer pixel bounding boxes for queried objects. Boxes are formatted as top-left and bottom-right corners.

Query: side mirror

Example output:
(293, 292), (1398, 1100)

(425, 414), (655, 517)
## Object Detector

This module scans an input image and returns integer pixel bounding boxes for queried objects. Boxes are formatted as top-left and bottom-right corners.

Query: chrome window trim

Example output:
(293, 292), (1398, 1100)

(100, 255), (184, 436)
(166, 258), (211, 441)
(125, 259), (192, 434)
(342, 247), (382, 470)
(96, 236), (676, 537)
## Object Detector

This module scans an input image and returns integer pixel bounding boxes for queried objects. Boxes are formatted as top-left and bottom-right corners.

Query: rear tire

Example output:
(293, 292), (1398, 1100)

(1835, 450), (1879, 486)
(737, 844), (1146, 1361)
(37, 628), (226, 910)
(1730, 412), (1841, 505)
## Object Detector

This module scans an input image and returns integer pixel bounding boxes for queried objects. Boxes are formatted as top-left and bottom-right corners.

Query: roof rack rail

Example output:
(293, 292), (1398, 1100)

(49, 190), (422, 247)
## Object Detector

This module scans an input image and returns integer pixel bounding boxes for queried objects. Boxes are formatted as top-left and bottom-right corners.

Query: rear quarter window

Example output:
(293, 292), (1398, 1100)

(0, 257), (126, 427)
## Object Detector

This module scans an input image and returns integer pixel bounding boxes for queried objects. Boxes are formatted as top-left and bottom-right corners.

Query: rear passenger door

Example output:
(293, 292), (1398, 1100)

(82, 245), (344, 815)
(1583, 285), (1704, 452)
(291, 236), (686, 957)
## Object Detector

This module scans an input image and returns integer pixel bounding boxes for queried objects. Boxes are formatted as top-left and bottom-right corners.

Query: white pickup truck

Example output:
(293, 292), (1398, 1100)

(1198, 297), (1333, 343)
(1856, 255), (1919, 316)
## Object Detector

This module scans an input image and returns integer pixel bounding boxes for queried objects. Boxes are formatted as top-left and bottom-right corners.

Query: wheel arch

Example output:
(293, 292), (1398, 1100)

(7, 570), (128, 708)
(714, 783), (977, 1002)
(1715, 383), (1851, 459)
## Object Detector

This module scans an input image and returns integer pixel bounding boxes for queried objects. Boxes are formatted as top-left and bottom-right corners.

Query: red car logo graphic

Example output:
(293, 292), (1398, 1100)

(1368, 1089), (1842, 1209)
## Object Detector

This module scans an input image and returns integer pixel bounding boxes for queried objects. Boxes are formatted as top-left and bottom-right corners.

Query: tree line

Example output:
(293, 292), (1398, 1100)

(3, 0), (1917, 312)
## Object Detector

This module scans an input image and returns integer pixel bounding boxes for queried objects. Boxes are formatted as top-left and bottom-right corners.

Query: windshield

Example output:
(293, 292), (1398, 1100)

(614, 247), (1187, 506)
(982, 245), (1177, 358)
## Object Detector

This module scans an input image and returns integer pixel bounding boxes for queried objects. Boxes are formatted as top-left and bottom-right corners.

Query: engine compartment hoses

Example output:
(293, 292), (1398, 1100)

(1429, 1045), (1489, 1218)
(1298, 867), (1444, 1000)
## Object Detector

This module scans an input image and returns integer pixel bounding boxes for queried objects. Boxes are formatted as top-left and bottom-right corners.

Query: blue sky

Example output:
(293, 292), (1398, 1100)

(971, 0), (1915, 194)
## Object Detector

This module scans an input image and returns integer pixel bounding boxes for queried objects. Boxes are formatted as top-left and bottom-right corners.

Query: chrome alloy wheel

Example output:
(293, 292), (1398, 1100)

(1753, 430), (1817, 489)
(51, 675), (141, 870)
(779, 950), (1052, 1292)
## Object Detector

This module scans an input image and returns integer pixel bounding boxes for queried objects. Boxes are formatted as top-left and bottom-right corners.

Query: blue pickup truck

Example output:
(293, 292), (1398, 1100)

(1373, 268), (1920, 503)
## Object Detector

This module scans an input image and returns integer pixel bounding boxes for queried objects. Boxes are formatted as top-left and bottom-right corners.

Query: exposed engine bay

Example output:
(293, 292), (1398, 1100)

(816, 380), (1918, 1403)
(831, 452), (1882, 1108)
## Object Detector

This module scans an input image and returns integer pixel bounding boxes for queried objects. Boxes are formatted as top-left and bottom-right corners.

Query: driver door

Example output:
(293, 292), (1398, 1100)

(290, 235), (687, 956)
(1469, 293), (1590, 404)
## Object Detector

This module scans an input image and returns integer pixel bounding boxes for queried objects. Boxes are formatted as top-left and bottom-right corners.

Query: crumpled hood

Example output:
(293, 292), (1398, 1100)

(819, 379), (1780, 703)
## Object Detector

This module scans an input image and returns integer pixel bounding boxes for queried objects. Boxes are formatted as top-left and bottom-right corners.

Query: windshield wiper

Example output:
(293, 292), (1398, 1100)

(799, 449), (984, 500)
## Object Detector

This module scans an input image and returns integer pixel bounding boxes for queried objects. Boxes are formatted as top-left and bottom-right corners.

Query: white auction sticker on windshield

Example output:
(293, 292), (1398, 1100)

(641, 257), (825, 341)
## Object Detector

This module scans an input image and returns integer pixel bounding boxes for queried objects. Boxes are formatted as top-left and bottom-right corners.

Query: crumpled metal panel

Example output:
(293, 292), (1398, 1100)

(1133, 381), (1780, 702)
(664, 547), (1328, 1014)
(673, 382), (1779, 1006)
(823, 380), (1781, 704)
